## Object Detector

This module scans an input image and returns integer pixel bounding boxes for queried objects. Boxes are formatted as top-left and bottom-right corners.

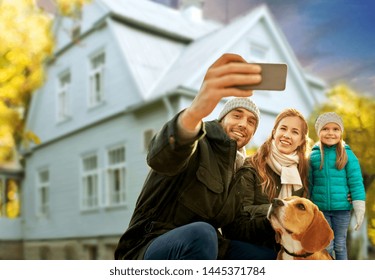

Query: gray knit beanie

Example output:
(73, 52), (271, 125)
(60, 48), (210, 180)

(218, 97), (260, 129)
(315, 112), (344, 135)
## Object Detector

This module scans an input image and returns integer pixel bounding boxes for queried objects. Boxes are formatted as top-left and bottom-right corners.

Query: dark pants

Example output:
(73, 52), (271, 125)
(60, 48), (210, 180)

(143, 222), (277, 260)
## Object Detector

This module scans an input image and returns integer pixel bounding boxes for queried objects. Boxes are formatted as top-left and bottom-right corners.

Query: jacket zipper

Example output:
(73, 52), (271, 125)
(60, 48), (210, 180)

(324, 147), (331, 210)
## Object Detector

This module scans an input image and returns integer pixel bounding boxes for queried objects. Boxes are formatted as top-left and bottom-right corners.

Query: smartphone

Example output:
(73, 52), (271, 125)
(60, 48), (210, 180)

(235, 63), (288, 91)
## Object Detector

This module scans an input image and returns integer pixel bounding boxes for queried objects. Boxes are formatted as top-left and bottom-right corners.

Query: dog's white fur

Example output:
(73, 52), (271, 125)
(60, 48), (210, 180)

(267, 196), (334, 260)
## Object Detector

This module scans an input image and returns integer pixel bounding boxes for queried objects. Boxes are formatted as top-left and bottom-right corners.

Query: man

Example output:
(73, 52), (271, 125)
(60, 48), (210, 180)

(114, 53), (276, 260)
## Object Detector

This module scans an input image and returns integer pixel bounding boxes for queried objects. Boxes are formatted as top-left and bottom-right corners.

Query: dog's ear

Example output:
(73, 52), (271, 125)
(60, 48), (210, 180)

(296, 207), (334, 253)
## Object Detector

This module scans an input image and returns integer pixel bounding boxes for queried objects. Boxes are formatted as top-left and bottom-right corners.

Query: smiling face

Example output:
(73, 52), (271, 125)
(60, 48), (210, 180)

(273, 116), (304, 155)
(319, 122), (342, 146)
(220, 108), (257, 149)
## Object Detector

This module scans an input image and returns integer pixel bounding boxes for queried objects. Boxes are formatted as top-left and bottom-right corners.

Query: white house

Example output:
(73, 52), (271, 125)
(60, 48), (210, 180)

(2, 0), (326, 259)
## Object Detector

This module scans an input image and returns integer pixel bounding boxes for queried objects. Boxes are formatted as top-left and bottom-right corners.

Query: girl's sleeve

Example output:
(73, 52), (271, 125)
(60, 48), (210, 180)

(346, 150), (366, 201)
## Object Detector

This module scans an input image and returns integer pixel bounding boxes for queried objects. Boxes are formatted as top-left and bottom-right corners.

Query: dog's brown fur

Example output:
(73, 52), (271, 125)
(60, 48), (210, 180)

(267, 196), (334, 260)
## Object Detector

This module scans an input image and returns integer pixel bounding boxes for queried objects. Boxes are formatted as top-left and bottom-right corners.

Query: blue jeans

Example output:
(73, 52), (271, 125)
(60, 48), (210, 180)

(323, 210), (351, 260)
(144, 222), (277, 260)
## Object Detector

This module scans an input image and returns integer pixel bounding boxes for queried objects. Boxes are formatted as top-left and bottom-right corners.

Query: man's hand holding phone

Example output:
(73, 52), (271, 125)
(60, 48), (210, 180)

(180, 53), (262, 131)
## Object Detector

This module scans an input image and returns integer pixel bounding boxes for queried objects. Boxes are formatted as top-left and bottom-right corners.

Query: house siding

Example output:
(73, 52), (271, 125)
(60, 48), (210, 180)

(27, 28), (143, 146)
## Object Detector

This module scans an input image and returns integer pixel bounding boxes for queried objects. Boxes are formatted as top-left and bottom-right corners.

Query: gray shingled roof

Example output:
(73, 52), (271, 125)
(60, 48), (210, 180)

(102, 0), (220, 40)
(148, 5), (267, 99)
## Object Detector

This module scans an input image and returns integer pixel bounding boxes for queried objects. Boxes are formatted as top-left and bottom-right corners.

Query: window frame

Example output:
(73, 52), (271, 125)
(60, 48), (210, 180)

(36, 168), (50, 218)
(80, 153), (100, 211)
(88, 50), (106, 108)
(105, 145), (127, 207)
(56, 70), (71, 122)
(249, 41), (269, 62)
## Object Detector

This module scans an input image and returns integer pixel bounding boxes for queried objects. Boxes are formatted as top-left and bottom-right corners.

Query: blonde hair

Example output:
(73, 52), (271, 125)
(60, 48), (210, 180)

(249, 108), (310, 201)
(318, 139), (348, 170)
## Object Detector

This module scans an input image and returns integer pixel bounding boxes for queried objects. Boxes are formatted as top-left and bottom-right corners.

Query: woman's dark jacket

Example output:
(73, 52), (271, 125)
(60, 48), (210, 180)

(222, 160), (305, 249)
(114, 112), (265, 260)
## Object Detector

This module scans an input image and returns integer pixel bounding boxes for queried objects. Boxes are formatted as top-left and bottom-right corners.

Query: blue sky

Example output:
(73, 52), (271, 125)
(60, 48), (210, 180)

(210, 0), (375, 97)
(155, 0), (375, 97)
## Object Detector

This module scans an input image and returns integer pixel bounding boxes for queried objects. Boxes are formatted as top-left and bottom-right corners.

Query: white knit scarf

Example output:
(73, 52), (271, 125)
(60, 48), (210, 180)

(266, 140), (303, 198)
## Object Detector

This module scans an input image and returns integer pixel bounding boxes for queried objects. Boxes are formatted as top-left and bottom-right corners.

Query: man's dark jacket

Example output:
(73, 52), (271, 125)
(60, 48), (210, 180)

(114, 112), (271, 259)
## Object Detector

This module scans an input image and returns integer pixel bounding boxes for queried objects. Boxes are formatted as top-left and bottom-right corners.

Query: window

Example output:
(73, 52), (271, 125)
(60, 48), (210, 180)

(37, 170), (49, 217)
(64, 245), (77, 260)
(250, 42), (268, 61)
(89, 51), (105, 107)
(0, 177), (21, 218)
(57, 71), (71, 121)
(81, 154), (100, 210)
(84, 244), (98, 260)
(40, 246), (52, 260)
(106, 146), (126, 206)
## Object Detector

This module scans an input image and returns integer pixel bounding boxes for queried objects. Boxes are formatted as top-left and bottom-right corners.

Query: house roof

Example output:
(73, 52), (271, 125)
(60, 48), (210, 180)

(148, 5), (268, 99)
(32, 0), (328, 144)
(101, 0), (220, 41)
(56, 0), (325, 108)
(99, 0), (222, 100)
(147, 4), (325, 109)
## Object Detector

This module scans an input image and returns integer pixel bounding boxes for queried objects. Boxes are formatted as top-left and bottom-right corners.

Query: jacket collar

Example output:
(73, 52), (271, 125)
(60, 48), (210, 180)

(204, 120), (233, 143)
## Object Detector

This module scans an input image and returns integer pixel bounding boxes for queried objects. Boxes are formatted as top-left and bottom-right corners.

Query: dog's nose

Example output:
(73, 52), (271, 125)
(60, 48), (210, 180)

(272, 198), (284, 208)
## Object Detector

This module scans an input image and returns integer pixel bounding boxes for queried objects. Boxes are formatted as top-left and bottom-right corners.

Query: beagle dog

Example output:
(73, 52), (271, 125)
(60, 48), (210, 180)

(267, 196), (334, 260)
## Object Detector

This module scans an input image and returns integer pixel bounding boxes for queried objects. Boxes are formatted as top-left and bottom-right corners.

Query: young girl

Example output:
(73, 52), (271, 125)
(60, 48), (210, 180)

(309, 112), (366, 260)
(223, 108), (310, 253)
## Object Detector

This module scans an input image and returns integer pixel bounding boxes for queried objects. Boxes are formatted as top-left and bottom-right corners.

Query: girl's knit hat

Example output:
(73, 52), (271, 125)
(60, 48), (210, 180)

(315, 112), (344, 135)
(218, 97), (260, 130)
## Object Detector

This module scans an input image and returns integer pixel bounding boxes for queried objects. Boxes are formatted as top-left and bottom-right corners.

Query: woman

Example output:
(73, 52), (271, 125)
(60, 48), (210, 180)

(223, 108), (310, 252)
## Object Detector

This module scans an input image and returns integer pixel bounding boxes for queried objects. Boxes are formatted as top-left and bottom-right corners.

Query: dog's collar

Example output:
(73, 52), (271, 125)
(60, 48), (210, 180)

(282, 246), (314, 258)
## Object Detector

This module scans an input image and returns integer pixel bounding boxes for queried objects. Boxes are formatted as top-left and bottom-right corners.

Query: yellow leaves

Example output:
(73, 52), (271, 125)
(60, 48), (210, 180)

(0, 1), (53, 54)
(0, 102), (20, 161)
(56, 0), (92, 17)
(24, 130), (41, 145)
(367, 181), (375, 246)
(3, 179), (21, 219)
(23, 64), (45, 93)
(0, 124), (15, 161)
(0, 0), (91, 163)
(0, 0), (49, 163)
(0, 101), (21, 124)
(0, 0), (53, 108)
(0, 127), (15, 147)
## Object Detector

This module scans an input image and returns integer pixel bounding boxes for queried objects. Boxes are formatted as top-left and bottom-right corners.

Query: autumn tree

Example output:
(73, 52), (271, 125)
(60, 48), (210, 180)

(0, 0), (91, 164)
